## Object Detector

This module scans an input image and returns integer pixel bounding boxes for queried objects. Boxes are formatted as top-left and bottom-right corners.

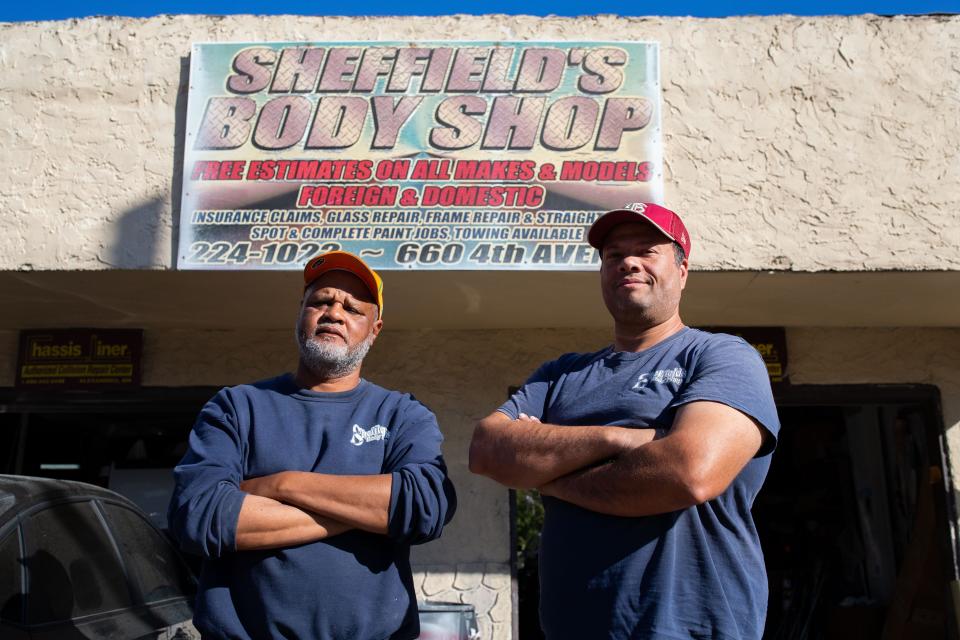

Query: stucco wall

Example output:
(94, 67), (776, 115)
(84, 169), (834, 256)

(2, 324), (959, 638)
(1, 14), (958, 272)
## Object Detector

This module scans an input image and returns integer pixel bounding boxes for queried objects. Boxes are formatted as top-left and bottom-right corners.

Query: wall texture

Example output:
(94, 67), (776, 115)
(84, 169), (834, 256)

(0, 14), (958, 272)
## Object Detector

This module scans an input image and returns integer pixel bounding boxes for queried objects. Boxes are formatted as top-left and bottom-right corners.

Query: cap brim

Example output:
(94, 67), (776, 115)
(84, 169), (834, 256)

(304, 252), (384, 315)
(587, 210), (675, 249)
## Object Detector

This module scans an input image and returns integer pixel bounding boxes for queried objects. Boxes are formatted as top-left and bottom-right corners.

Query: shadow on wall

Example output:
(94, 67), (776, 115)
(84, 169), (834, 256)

(103, 55), (190, 270)
(103, 196), (169, 269)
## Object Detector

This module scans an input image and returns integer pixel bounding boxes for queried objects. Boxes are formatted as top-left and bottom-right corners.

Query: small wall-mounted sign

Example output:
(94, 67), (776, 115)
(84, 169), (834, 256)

(16, 329), (143, 389)
(701, 327), (788, 384)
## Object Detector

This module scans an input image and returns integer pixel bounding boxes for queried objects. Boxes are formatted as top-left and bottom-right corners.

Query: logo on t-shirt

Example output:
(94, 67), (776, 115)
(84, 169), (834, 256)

(631, 367), (685, 390)
(350, 423), (389, 446)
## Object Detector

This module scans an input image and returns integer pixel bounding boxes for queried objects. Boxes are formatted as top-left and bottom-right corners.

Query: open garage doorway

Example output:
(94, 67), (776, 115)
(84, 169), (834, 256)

(512, 384), (958, 639)
(757, 385), (957, 638)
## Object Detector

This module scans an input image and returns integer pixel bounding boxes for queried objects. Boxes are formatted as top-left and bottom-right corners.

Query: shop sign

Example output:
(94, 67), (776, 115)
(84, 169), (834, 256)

(16, 329), (143, 389)
(703, 327), (789, 384)
(178, 41), (662, 271)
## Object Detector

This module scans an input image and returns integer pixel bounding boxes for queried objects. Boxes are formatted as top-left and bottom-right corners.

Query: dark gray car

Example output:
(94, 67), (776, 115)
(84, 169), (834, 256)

(0, 475), (198, 639)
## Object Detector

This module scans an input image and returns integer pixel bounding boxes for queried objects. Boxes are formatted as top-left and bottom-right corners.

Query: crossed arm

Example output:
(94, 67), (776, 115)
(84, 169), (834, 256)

(169, 395), (454, 556)
(237, 430), (455, 551)
(235, 473), (392, 550)
(469, 400), (766, 516)
(468, 412), (657, 489)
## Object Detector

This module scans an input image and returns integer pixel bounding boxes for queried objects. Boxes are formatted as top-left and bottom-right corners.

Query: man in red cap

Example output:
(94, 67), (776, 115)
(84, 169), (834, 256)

(470, 204), (779, 640)
(169, 251), (456, 640)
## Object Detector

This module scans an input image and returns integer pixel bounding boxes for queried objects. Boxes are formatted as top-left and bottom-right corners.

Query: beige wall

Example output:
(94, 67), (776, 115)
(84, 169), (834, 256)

(2, 324), (959, 638)
(1, 14), (958, 272)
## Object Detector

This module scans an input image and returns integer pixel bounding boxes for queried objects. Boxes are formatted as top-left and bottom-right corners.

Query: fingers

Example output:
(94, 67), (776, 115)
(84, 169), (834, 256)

(517, 413), (541, 423)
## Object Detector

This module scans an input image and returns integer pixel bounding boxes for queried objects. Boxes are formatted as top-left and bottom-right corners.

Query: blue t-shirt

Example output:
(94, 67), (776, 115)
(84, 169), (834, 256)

(168, 374), (457, 640)
(499, 328), (780, 640)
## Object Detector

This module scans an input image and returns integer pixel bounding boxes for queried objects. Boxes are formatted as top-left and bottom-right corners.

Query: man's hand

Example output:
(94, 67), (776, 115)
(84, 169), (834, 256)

(469, 411), (656, 489)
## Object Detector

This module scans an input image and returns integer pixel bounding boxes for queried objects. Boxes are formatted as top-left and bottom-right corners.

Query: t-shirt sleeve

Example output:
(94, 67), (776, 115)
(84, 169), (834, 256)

(383, 399), (457, 545)
(497, 357), (564, 420)
(670, 335), (781, 456)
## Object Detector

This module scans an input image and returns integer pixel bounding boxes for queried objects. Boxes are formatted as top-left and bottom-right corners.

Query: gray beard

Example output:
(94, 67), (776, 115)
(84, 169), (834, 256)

(296, 327), (373, 379)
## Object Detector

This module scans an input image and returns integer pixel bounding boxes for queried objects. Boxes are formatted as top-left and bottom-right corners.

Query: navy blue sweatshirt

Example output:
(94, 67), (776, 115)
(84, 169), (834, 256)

(168, 374), (457, 640)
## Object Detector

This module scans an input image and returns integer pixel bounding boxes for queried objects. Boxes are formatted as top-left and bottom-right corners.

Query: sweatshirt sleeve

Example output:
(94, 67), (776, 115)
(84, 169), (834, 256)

(383, 401), (457, 545)
(167, 390), (247, 558)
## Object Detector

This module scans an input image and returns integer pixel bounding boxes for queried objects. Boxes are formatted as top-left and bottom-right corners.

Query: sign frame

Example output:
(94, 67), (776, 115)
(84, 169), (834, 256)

(178, 41), (663, 271)
(16, 329), (144, 390)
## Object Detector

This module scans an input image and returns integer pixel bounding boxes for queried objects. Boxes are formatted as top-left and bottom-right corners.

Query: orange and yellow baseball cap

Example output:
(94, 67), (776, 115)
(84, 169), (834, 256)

(302, 251), (384, 317)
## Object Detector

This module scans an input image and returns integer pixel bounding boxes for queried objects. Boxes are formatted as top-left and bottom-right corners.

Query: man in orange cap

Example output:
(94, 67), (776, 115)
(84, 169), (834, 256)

(169, 251), (456, 640)
(470, 203), (779, 640)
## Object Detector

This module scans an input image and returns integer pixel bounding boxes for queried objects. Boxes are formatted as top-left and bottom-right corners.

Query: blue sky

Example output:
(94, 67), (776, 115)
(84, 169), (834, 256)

(2, 0), (956, 21)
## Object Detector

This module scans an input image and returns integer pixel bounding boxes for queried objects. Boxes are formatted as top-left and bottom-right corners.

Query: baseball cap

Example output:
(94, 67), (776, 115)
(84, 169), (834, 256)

(302, 251), (384, 317)
(587, 202), (691, 259)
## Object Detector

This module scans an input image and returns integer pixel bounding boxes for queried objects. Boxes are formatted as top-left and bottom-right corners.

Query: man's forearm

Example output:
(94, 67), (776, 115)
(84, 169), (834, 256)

(235, 494), (351, 551)
(538, 439), (697, 517)
(540, 401), (768, 517)
(242, 472), (392, 534)
(469, 412), (656, 489)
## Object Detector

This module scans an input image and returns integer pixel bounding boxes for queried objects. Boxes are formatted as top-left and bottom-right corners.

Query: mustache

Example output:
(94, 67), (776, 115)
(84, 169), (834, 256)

(312, 322), (346, 339)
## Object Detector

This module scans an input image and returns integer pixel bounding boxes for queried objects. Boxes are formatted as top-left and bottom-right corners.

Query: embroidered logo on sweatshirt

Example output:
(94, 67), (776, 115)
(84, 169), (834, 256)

(350, 424), (389, 446)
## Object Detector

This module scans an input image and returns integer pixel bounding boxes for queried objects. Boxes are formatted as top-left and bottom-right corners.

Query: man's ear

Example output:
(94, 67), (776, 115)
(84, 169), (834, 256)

(371, 318), (384, 340)
(679, 259), (689, 290)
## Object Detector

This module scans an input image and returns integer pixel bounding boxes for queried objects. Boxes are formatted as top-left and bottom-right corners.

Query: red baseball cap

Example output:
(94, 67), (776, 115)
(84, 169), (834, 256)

(303, 251), (384, 317)
(587, 202), (691, 259)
